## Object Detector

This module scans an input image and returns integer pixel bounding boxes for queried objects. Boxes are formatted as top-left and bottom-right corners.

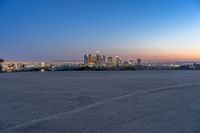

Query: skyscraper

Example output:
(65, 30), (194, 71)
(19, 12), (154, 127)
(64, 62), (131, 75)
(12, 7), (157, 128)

(88, 54), (93, 64)
(84, 54), (88, 65)
(115, 56), (122, 66)
(96, 55), (100, 64)
(137, 58), (141, 65)
(107, 56), (113, 65)
(102, 55), (106, 64)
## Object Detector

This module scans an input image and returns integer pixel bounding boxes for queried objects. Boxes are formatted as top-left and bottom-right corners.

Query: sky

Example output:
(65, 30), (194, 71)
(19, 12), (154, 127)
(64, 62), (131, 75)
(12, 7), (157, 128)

(1, 0), (200, 62)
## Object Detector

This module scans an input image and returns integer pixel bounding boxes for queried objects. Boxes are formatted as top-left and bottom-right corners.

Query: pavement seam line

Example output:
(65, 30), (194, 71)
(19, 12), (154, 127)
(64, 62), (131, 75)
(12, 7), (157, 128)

(2, 82), (200, 132)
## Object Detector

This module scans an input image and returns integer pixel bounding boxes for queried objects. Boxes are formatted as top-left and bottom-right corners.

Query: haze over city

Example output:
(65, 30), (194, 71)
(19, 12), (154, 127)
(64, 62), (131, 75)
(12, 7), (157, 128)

(1, 0), (200, 62)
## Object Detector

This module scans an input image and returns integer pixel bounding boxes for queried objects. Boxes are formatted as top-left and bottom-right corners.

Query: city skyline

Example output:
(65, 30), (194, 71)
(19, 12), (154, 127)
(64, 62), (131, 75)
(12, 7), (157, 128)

(1, 0), (200, 62)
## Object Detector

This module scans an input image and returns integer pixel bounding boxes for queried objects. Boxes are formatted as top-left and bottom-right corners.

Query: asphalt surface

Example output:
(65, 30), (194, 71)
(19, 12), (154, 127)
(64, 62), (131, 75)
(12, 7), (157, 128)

(1, 71), (200, 133)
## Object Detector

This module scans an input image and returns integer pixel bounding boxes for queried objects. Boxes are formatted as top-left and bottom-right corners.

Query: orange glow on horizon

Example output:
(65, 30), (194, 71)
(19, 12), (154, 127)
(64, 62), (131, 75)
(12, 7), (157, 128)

(110, 48), (200, 62)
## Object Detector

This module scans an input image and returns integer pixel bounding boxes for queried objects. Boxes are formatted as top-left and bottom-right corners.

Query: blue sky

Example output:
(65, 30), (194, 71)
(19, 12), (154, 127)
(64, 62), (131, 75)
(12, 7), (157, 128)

(1, 0), (200, 61)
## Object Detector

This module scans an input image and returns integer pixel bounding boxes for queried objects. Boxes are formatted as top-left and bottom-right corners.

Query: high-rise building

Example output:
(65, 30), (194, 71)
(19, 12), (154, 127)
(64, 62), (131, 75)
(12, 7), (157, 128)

(96, 53), (101, 64)
(88, 54), (93, 64)
(92, 56), (97, 64)
(84, 54), (88, 64)
(102, 55), (106, 64)
(107, 56), (113, 65)
(115, 56), (122, 66)
(137, 58), (141, 65)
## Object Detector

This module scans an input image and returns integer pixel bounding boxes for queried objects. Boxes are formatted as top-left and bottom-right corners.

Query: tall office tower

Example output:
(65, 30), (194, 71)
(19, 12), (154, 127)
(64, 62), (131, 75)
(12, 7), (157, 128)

(88, 54), (93, 64)
(92, 56), (97, 64)
(102, 55), (106, 64)
(115, 56), (122, 66)
(137, 58), (141, 65)
(84, 54), (88, 65)
(96, 51), (101, 65)
(107, 56), (113, 65)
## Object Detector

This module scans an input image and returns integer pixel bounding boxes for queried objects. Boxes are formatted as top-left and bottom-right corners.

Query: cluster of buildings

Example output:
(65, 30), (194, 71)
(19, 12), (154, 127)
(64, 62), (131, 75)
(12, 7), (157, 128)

(3, 52), (200, 72)
(84, 51), (141, 67)
(1, 62), (48, 72)
(1, 61), (82, 72)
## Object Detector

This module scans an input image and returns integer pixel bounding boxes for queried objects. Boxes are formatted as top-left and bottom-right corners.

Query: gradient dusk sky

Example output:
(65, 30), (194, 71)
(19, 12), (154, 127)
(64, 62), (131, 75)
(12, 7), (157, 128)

(1, 0), (200, 62)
